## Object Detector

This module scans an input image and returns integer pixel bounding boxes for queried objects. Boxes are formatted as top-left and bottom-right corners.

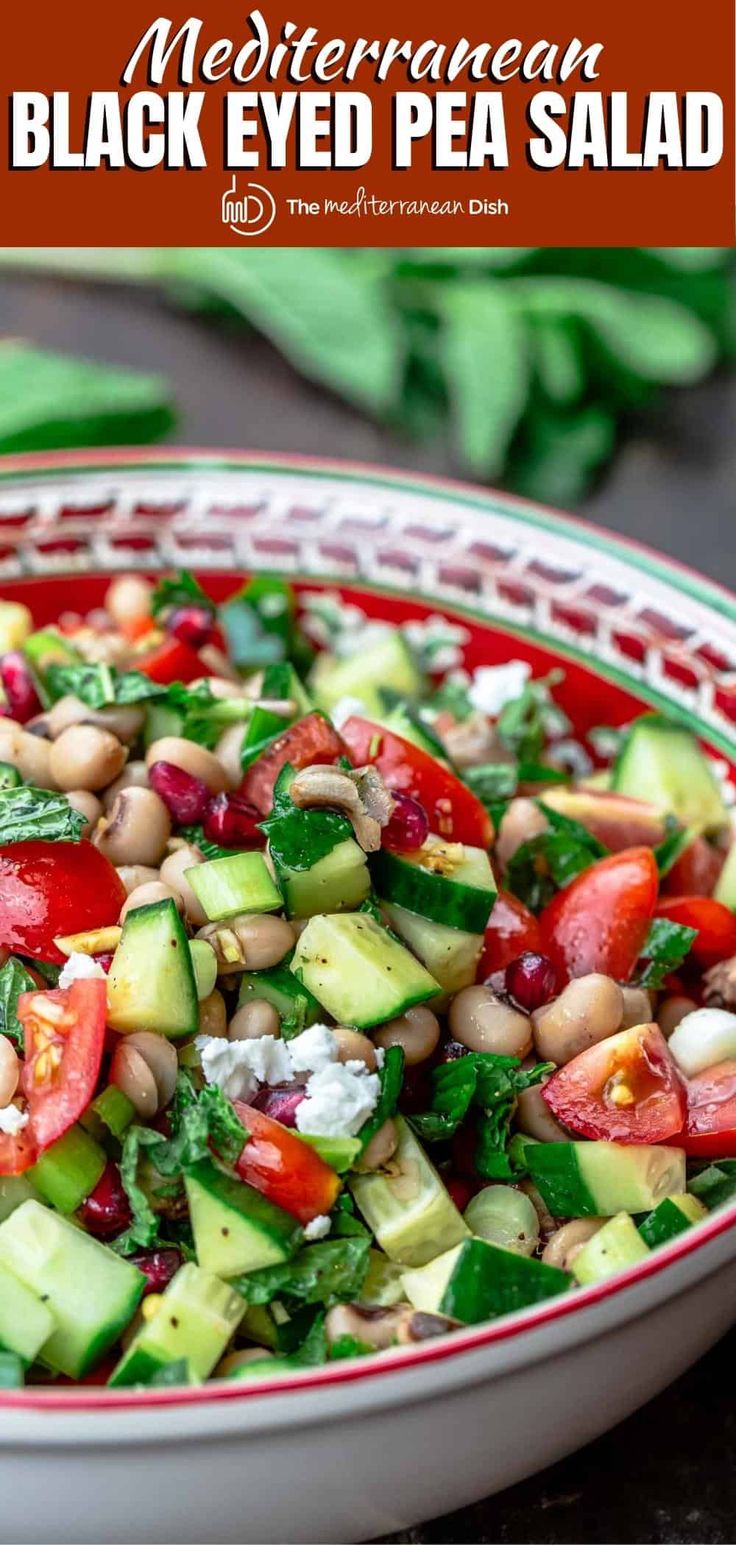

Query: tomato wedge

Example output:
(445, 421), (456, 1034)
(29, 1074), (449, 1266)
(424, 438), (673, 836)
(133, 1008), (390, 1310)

(233, 1102), (341, 1223)
(341, 717), (493, 848)
(543, 1023), (686, 1143)
(14, 979), (107, 1159)
(539, 847), (658, 984)
(0, 841), (126, 963)
(238, 712), (347, 816)
(478, 890), (541, 979)
(655, 896), (736, 968)
(680, 1060), (736, 1157)
(136, 636), (205, 685)
(0, 1121), (37, 1177)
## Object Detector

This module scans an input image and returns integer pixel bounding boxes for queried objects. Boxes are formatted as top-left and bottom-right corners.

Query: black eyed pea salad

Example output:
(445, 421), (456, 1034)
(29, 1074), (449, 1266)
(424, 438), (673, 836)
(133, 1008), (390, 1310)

(0, 569), (733, 1389)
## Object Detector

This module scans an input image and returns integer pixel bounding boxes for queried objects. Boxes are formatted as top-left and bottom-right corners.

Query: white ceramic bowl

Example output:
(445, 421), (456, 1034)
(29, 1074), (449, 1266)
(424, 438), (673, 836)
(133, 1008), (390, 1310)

(0, 449), (735, 1545)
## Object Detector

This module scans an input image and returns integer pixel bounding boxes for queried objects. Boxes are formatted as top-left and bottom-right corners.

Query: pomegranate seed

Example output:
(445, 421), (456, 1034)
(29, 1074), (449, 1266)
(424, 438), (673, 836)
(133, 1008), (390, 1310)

(445, 1174), (474, 1212)
(148, 760), (210, 824)
(251, 1084), (305, 1127)
(505, 951), (557, 1013)
(78, 1162), (131, 1239)
(128, 1248), (183, 1296)
(203, 792), (262, 849)
(94, 951), (115, 974)
(382, 792), (429, 852)
(0, 651), (42, 725)
(167, 605), (215, 649)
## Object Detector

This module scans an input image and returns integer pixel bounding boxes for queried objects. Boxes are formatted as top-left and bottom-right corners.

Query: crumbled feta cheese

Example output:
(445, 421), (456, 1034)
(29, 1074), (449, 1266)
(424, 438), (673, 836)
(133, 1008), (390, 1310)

(195, 1035), (292, 1101)
(304, 1214), (332, 1241)
(467, 661), (530, 718)
(0, 1105), (29, 1136)
(287, 1023), (339, 1075)
(330, 695), (368, 730)
(374, 1046), (385, 1070)
(58, 952), (107, 988)
(295, 1062), (380, 1138)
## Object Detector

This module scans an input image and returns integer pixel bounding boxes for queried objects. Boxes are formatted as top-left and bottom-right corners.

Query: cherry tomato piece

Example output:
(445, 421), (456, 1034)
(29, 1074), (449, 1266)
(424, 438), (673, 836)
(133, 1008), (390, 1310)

(0, 841), (126, 963)
(340, 717), (493, 848)
(539, 847), (659, 985)
(233, 1102), (341, 1223)
(238, 713), (347, 816)
(680, 1060), (736, 1157)
(479, 890), (541, 979)
(655, 896), (736, 968)
(543, 1022), (686, 1143)
(136, 636), (206, 685)
(16, 979), (107, 1156)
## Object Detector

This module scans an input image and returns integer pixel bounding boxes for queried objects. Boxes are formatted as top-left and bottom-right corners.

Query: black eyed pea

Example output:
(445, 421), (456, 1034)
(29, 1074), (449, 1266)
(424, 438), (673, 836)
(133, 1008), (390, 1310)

(195, 914), (296, 974)
(448, 985), (532, 1059)
(120, 881), (182, 924)
(103, 761), (150, 811)
(324, 1303), (452, 1350)
(0, 1034), (20, 1107)
(515, 1082), (570, 1143)
(110, 1041), (159, 1119)
(105, 573), (152, 628)
(658, 995), (698, 1039)
(332, 1027), (379, 1071)
(65, 790), (103, 839)
(619, 986), (654, 1031)
(355, 1118), (399, 1172)
(49, 725), (128, 793)
(198, 990), (228, 1038)
(542, 1218), (606, 1272)
(532, 974), (623, 1065)
(123, 1031), (178, 1108)
(159, 845), (207, 926)
(373, 1005), (440, 1066)
(46, 695), (144, 746)
(145, 736), (228, 795)
(116, 864), (161, 896)
(0, 722), (57, 788)
(228, 999), (281, 1041)
(495, 798), (549, 870)
(94, 787), (171, 867)
(214, 724), (248, 790)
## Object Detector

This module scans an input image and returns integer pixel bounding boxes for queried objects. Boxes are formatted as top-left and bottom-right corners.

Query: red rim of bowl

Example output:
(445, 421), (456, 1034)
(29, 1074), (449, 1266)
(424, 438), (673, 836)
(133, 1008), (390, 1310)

(0, 445), (734, 1412)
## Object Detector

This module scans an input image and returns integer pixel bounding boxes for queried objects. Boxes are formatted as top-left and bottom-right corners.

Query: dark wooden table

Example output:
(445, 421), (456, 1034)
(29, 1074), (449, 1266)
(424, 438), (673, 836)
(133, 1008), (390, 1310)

(1, 271), (734, 1545)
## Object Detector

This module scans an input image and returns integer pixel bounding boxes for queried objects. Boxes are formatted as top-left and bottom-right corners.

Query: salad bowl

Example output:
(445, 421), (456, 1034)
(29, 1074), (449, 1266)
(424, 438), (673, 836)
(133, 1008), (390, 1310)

(0, 448), (734, 1545)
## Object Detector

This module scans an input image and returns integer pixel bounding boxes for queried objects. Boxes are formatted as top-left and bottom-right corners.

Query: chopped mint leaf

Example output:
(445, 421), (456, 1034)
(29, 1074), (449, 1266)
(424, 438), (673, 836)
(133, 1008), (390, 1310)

(411, 1052), (552, 1181)
(0, 956), (37, 1047)
(505, 801), (607, 911)
(497, 672), (568, 762)
(150, 569), (212, 621)
(636, 918), (698, 990)
(46, 662), (166, 709)
(653, 820), (697, 878)
(0, 785), (86, 845)
(357, 1045), (404, 1153)
(329, 1335), (374, 1361)
(689, 1160), (736, 1210)
(233, 1237), (372, 1308)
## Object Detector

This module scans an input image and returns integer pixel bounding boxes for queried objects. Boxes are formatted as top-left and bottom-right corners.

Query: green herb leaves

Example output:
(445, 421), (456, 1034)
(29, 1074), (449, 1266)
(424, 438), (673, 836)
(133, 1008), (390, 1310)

(233, 1236), (371, 1309)
(0, 343), (174, 456)
(46, 663), (164, 709)
(505, 803), (607, 912)
(150, 570), (211, 620)
(0, 956), (37, 1047)
(636, 918), (698, 990)
(411, 1052), (552, 1181)
(0, 785), (86, 845)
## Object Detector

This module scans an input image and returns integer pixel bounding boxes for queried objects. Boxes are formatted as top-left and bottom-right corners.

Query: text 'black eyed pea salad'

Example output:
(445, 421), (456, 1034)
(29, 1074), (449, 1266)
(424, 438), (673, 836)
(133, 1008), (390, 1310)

(0, 570), (734, 1389)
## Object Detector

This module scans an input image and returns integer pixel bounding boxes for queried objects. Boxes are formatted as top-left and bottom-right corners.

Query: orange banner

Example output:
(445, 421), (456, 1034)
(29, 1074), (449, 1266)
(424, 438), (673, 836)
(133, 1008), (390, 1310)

(0, 0), (733, 245)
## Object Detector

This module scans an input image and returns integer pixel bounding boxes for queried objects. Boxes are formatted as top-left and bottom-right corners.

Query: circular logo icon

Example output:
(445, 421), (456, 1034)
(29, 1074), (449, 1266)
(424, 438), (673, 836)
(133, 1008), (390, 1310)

(221, 178), (276, 237)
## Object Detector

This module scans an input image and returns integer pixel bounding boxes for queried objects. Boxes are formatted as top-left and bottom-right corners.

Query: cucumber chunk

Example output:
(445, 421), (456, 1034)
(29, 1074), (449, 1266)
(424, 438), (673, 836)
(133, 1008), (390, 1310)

(311, 632), (424, 719)
(638, 1192), (707, 1248)
(383, 902), (482, 995)
(237, 963), (322, 1037)
(0, 1262), (54, 1363)
(571, 1213), (649, 1284)
(371, 835), (496, 934)
(402, 1237), (570, 1323)
(189, 939), (218, 1000)
(107, 897), (198, 1039)
(187, 851), (283, 921)
(276, 837), (370, 919)
(109, 1262), (245, 1386)
(29, 1124), (106, 1214)
(292, 913), (440, 1029)
(613, 716), (728, 834)
(526, 1141), (686, 1218)
(350, 1117), (469, 1266)
(185, 1158), (303, 1278)
(0, 1201), (145, 1377)
(0, 1175), (38, 1223)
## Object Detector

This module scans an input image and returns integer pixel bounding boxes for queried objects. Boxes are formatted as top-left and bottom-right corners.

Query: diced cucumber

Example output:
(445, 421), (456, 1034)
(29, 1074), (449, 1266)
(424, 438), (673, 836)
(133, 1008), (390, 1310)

(107, 898), (198, 1039)
(361, 1249), (407, 1306)
(82, 1084), (136, 1143)
(0, 1261), (54, 1363)
(0, 1201), (145, 1377)
(185, 1158), (303, 1277)
(237, 963), (322, 1037)
(526, 1141), (686, 1218)
(311, 632), (424, 719)
(189, 939), (218, 1000)
(23, 628), (80, 682)
(383, 902), (482, 996)
(297, 1134), (361, 1173)
(292, 913), (440, 1029)
(571, 1213), (649, 1284)
(0, 1175), (38, 1223)
(371, 836), (496, 934)
(613, 715), (729, 834)
(638, 1192), (707, 1249)
(29, 1125), (106, 1213)
(350, 1117), (468, 1266)
(402, 1237), (570, 1323)
(714, 843), (736, 910)
(187, 851), (282, 922)
(277, 837), (370, 919)
(109, 1262), (245, 1387)
(221, 1355), (296, 1381)
(240, 663), (312, 770)
(144, 700), (183, 747)
(0, 1352), (24, 1388)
